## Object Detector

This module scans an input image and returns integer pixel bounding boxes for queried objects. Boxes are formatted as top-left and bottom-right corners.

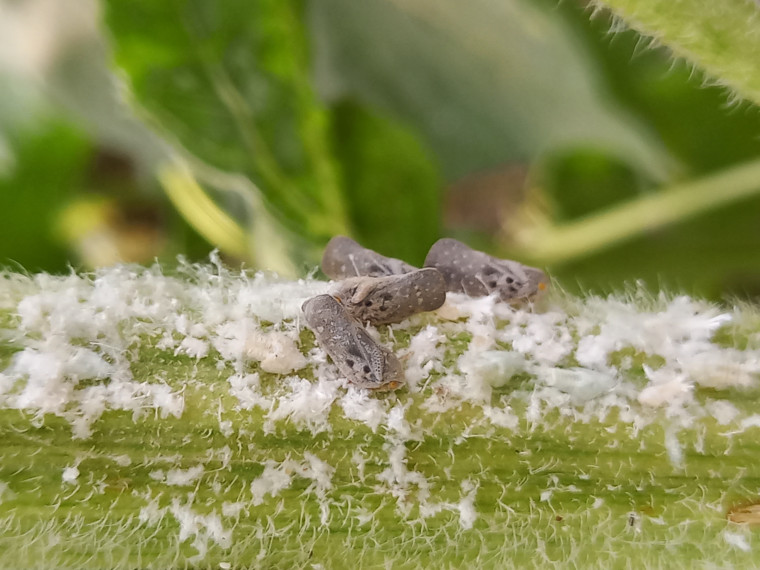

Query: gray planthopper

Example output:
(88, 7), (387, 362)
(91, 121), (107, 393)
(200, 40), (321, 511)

(330, 268), (447, 326)
(321, 236), (416, 279)
(302, 294), (405, 390)
(424, 238), (548, 302)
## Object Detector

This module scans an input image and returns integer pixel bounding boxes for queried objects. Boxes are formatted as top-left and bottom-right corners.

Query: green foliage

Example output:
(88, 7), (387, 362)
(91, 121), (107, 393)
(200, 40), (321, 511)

(2, 0), (760, 298)
(3, 1), (760, 565)
(331, 103), (441, 266)
(595, 0), (760, 107)
(104, 0), (349, 242)
(0, 120), (91, 272)
(309, 0), (672, 182)
(527, 0), (760, 298)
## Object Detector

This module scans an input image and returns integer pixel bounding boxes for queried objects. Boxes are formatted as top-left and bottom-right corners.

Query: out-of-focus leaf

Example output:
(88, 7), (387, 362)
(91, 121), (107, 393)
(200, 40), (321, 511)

(157, 162), (249, 260)
(552, 192), (760, 300)
(515, 4), (760, 300)
(43, 27), (302, 273)
(595, 0), (760, 109)
(309, 0), (673, 182)
(536, 2), (760, 221)
(536, 150), (644, 223)
(559, 7), (760, 176)
(332, 103), (441, 266)
(529, 4), (760, 221)
(0, 119), (91, 272)
(516, 155), (760, 300)
(158, 158), (300, 276)
(102, 0), (350, 246)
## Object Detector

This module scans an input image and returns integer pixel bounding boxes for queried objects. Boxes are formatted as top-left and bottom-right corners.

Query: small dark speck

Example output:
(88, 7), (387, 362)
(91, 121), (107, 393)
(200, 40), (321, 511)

(363, 365), (371, 373)
(346, 359), (354, 367)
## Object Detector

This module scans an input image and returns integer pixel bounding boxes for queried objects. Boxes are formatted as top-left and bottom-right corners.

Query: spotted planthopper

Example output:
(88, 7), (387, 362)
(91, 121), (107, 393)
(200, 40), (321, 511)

(424, 238), (548, 302)
(302, 294), (405, 390)
(321, 236), (416, 279)
(330, 268), (446, 326)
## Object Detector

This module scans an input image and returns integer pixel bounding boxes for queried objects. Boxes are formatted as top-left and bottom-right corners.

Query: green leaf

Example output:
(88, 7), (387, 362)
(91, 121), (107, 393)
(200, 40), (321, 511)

(309, 0), (674, 182)
(503, 3), (760, 298)
(537, 150), (646, 223)
(551, 190), (760, 300)
(102, 0), (350, 244)
(563, 15), (760, 176)
(332, 103), (441, 266)
(594, 0), (760, 107)
(0, 119), (91, 273)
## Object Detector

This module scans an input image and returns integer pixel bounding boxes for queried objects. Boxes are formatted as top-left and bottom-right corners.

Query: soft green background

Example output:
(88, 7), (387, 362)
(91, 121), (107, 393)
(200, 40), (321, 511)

(2, 0), (760, 299)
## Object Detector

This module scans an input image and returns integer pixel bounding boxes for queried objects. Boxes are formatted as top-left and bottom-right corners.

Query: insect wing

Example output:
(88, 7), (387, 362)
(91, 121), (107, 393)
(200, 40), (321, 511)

(332, 268), (446, 325)
(425, 238), (547, 301)
(322, 235), (416, 279)
(302, 294), (403, 390)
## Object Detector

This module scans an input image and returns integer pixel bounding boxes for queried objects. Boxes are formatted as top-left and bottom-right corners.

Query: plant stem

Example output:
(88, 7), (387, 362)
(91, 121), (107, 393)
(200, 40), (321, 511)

(1, 266), (759, 566)
(516, 157), (760, 264)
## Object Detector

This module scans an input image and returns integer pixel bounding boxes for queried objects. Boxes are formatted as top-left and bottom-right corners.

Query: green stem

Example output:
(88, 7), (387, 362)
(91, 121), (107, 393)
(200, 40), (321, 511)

(517, 157), (760, 264)
(158, 160), (249, 259)
(1, 267), (759, 567)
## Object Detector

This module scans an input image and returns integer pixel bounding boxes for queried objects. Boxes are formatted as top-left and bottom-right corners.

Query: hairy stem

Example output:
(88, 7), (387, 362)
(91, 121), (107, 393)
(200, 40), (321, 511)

(0, 265), (759, 567)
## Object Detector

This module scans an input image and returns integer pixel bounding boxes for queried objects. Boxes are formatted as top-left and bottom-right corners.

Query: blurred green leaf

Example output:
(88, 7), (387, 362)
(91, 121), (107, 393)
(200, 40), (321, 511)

(332, 103), (441, 266)
(513, 2), (760, 299)
(555, 5), (760, 176)
(102, 0), (350, 245)
(309, 0), (674, 183)
(553, 192), (760, 300)
(537, 150), (644, 222)
(530, 0), (760, 222)
(0, 120), (91, 272)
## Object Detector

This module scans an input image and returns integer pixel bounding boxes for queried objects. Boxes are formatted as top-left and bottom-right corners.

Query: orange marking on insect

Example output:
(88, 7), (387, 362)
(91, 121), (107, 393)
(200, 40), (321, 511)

(374, 380), (403, 392)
